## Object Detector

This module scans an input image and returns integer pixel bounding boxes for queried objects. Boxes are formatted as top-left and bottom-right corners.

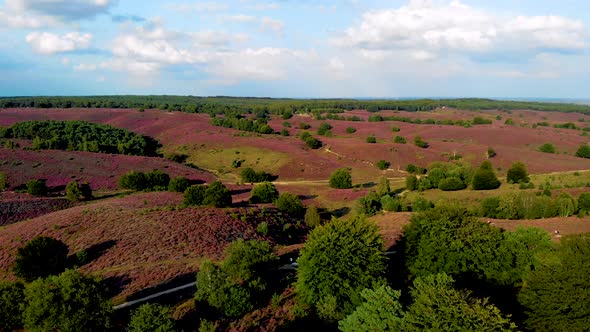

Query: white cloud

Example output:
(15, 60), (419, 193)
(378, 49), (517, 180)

(247, 3), (280, 10)
(0, 10), (57, 28)
(100, 58), (161, 75)
(260, 17), (283, 37)
(335, 0), (588, 60)
(25, 31), (92, 54)
(74, 63), (97, 71)
(112, 34), (208, 64)
(166, 2), (229, 13)
(5, 0), (114, 20)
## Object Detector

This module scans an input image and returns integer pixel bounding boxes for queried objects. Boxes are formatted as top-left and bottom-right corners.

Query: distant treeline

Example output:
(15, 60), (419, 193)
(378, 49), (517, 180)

(0, 120), (159, 156)
(2, 96), (590, 115)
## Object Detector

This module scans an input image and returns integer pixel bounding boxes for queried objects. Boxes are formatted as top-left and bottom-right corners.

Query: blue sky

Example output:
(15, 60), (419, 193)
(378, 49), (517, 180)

(0, 0), (588, 98)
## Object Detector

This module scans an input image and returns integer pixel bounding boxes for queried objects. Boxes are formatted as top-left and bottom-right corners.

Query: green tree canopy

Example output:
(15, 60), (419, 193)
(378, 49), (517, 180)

(249, 182), (279, 204)
(0, 281), (25, 331)
(296, 216), (386, 318)
(338, 285), (404, 332)
(304, 206), (321, 228)
(128, 304), (176, 332)
(168, 177), (190, 193)
(202, 181), (232, 208)
(26, 179), (47, 197)
(23, 269), (112, 332)
(472, 161), (501, 190)
(329, 168), (353, 189)
(274, 192), (304, 216)
(518, 233), (590, 331)
(14, 236), (69, 282)
(506, 162), (529, 183)
(575, 144), (590, 158)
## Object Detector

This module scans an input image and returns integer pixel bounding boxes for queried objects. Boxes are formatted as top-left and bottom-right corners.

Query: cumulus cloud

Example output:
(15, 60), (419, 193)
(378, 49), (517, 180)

(5, 0), (115, 20)
(25, 31), (92, 54)
(74, 63), (97, 71)
(166, 2), (229, 13)
(0, 10), (57, 28)
(335, 0), (588, 60)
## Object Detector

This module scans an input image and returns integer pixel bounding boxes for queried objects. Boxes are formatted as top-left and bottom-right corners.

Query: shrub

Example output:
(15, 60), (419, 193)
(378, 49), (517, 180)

(507, 162), (529, 183)
(296, 216), (385, 317)
(249, 182), (279, 204)
(145, 170), (170, 189)
(366, 136), (377, 143)
(305, 137), (323, 149)
(376, 160), (390, 170)
(438, 177), (466, 191)
(128, 304), (175, 332)
(65, 181), (83, 202)
(183, 185), (207, 206)
(26, 179), (47, 197)
(481, 196), (500, 218)
(23, 269), (112, 332)
(391, 126), (401, 132)
(14, 236), (69, 282)
(406, 175), (418, 191)
(472, 161), (501, 190)
(168, 177), (190, 193)
(275, 192), (304, 216)
(381, 195), (401, 212)
(280, 129), (290, 136)
(487, 147), (496, 158)
(231, 159), (243, 168)
(119, 171), (147, 190)
(394, 136), (406, 144)
(412, 197), (433, 212)
(346, 127), (356, 134)
(575, 144), (590, 158)
(299, 123), (311, 129)
(282, 121), (291, 128)
(357, 192), (382, 216)
(376, 176), (390, 196)
(0, 282), (25, 331)
(539, 143), (556, 154)
(317, 123), (333, 136)
(240, 167), (272, 183)
(578, 192), (590, 212)
(329, 168), (352, 189)
(304, 206), (321, 228)
(203, 181), (232, 208)
(406, 164), (425, 174)
(414, 136), (429, 148)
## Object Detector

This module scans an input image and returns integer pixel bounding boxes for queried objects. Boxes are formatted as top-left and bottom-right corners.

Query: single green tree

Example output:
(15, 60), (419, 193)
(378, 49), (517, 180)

(203, 181), (232, 208)
(0, 282), (25, 331)
(304, 206), (321, 228)
(539, 143), (556, 154)
(438, 177), (466, 191)
(26, 179), (47, 197)
(376, 176), (390, 197)
(507, 162), (529, 183)
(14, 236), (69, 282)
(578, 192), (590, 212)
(329, 168), (352, 189)
(472, 161), (501, 190)
(394, 136), (407, 144)
(65, 181), (83, 202)
(128, 304), (176, 332)
(366, 136), (377, 143)
(406, 175), (418, 191)
(249, 182), (279, 204)
(376, 160), (390, 170)
(296, 216), (386, 318)
(274, 192), (304, 216)
(23, 269), (112, 332)
(119, 171), (147, 190)
(487, 147), (496, 158)
(575, 144), (590, 158)
(518, 234), (590, 331)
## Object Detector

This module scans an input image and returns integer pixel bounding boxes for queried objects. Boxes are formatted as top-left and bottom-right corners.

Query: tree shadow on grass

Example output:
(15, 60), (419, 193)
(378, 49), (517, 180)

(68, 240), (117, 267)
(230, 188), (251, 196)
(125, 272), (197, 302)
(104, 275), (133, 298)
(355, 182), (377, 189)
(330, 207), (350, 218)
(298, 194), (317, 201)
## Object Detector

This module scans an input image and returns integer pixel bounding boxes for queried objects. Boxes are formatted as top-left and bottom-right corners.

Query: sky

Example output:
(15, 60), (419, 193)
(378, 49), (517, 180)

(0, 0), (589, 98)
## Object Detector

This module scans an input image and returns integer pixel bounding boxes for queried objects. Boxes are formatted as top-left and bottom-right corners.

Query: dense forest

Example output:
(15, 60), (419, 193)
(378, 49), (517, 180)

(0, 120), (160, 156)
(2, 96), (590, 115)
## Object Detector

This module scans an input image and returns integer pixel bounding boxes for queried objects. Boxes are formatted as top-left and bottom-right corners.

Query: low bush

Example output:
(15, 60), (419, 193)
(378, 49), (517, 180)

(329, 169), (352, 189)
(168, 177), (190, 193)
(438, 177), (466, 191)
(250, 182), (279, 204)
(376, 160), (390, 170)
(275, 192), (304, 216)
(394, 136), (407, 144)
(26, 179), (48, 197)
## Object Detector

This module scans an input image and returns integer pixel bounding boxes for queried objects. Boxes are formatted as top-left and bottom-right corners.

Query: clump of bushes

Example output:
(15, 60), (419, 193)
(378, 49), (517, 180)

(507, 162), (529, 184)
(539, 143), (556, 154)
(366, 136), (377, 143)
(241, 167), (272, 184)
(414, 136), (429, 148)
(183, 181), (232, 208)
(575, 144), (590, 158)
(168, 177), (190, 193)
(482, 192), (580, 219)
(394, 136), (406, 144)
(119, 170), (170, 191)
(13, 236), (69, 282)
(317, 123), (333, 136)
(472, 161), (501, 190)
(346, 127), (356, 134)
